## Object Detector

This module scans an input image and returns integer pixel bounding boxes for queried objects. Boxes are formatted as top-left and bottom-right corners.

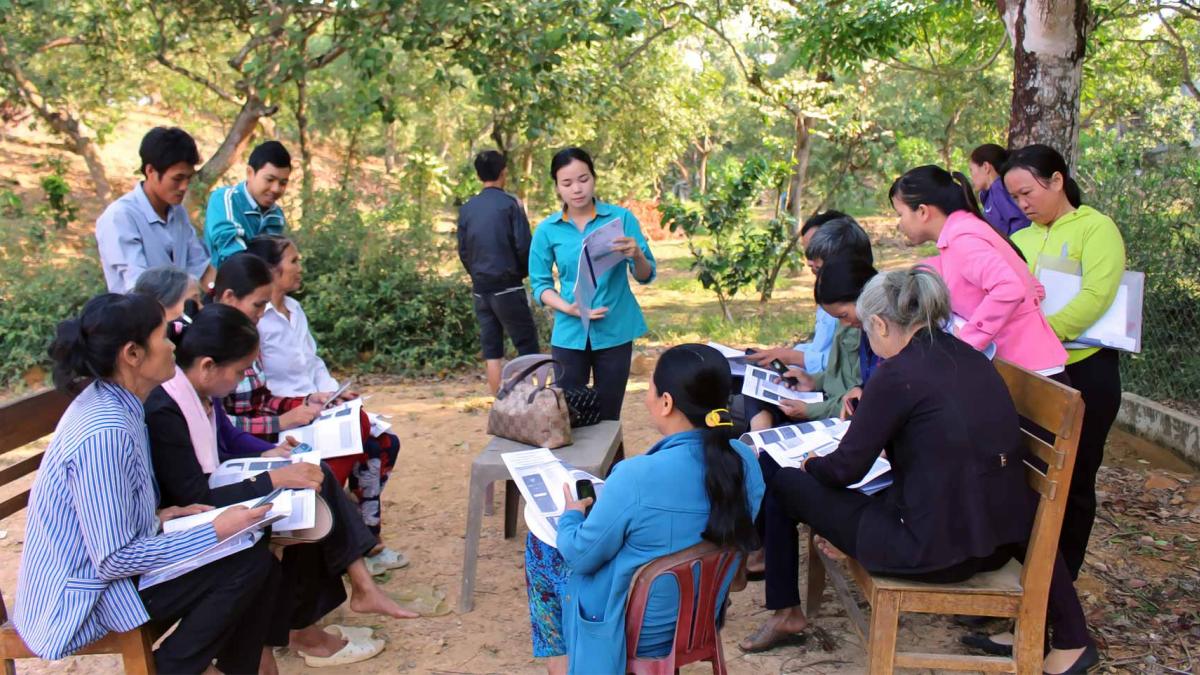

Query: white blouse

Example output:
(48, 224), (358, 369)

(257, 296), (339, 397)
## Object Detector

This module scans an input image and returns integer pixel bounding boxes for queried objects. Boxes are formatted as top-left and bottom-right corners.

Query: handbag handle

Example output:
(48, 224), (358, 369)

(496, 358), (557, 400)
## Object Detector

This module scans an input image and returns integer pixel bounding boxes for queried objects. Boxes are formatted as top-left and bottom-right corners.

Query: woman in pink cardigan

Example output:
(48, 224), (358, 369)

(889, 165), (1067, 376)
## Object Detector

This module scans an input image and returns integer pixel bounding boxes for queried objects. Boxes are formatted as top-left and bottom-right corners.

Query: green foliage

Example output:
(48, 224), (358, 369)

(35, 156), (77, 230)
(660, 156), (792, 319)
(0, 189), (23, 218)
(291, 190), (478, 375)
(1080, 140), (1200, 408)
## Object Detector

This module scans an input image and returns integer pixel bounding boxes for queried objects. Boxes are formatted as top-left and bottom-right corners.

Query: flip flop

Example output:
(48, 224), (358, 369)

(297, 626), (385, 667)
(365, 547), (409, 576)
(324, 624), (377, 643)
(738, 622), (809, 653)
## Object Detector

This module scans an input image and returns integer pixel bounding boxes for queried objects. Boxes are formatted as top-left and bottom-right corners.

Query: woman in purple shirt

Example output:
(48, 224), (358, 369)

(969, 144), (1031, 237)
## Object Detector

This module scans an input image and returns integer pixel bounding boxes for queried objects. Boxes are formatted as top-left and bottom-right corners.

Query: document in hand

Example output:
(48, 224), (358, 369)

(208, 457), (318, 532)
(741, 365), (824, 405)
(139, 499), (288, 590)
(572, 218), (625, 335)
(501, 448), (604, 548)
(752, 419), (892, 495)
(285, 398), (365, 459)
(1038, 265), (1144, 353)
(706, 341), (749, 377)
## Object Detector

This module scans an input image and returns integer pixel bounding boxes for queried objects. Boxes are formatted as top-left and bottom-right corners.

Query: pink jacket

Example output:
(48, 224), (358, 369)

(934, 211), (1067, 372)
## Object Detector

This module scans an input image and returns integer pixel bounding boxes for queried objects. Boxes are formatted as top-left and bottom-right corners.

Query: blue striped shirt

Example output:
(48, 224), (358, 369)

(14, 381), (217, 660)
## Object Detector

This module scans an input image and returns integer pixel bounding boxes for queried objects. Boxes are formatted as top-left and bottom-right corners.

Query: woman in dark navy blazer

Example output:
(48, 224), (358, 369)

(742, 266), (1098, 675)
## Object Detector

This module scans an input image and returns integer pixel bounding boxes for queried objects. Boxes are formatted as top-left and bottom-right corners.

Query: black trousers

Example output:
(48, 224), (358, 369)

(765, 467), (1092, 649)
(473, 288), (540, 360)
(552, 340), (633, 421)
(1060, 348), (1122, 579)
(266, 463), (378, 646)
(139, 535), (278, 674)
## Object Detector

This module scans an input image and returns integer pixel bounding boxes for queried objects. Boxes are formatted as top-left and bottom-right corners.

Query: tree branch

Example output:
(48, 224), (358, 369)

(155, 53), (240, 104)
(36, 36), (86, 52)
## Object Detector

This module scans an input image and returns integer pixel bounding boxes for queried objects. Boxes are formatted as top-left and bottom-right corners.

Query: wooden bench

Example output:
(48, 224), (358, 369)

(806, 359), (1085, 673)
(0, 388), (161, 675)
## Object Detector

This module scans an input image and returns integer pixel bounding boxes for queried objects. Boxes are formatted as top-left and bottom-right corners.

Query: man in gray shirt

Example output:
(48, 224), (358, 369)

(95, 127), (213, 293)
(456, 150), (540, 393)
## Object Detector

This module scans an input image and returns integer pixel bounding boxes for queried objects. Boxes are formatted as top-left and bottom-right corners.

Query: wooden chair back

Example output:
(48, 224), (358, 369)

(625, 541), (739, 675)
(0, 388), (157, 675)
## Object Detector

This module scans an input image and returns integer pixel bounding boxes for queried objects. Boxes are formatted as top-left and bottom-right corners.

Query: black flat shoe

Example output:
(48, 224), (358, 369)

(1045, 643), (1100, 674)
(954, 614), (1002, 629)
(961, 632), (1013, 657)
(745, 568), (765, 582)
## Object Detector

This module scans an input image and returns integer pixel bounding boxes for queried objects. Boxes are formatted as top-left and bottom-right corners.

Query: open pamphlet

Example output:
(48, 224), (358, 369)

(285, 398), (364, 459)
(209, 455), (318, 533)
(1037, 257), (1144, 353)
(140, 501), (287, 590)
(707, 341), (749, 377)
(573, 218), (625, 335)
(746, 418), (892, 495)
(742, 365), (824, 405)
(501, 448), (605, 548)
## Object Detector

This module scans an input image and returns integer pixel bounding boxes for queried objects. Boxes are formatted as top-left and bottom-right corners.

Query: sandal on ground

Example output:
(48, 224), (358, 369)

(323, 624), (377, 643)
(961, 632), (1013, 657)
(365, 547), (409, 576)
(738, 622), (808, 653)
(297, 626), (384, 667)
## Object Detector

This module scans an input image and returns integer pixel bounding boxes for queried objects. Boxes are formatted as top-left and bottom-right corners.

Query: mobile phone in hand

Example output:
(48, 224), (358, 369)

(769, 359), (799, 387)
(847, 397), (860, 414)
(574, 479), (597, 517)
(253, 488), (284, 509)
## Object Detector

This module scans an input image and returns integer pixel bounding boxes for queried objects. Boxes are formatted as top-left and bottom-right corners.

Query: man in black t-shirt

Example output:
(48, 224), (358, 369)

(457, 150), (541, 394)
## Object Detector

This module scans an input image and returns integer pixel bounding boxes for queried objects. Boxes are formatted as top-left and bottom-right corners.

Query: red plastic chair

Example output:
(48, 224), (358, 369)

(624, 541), (742, 675)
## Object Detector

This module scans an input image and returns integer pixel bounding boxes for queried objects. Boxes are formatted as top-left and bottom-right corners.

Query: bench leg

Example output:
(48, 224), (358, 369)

(866, 590), (900, 675)
(503, 480), (520, 539)
(805, 530), (827, 617)
(459, 472), (488, 613)
(1, 657), (13, 675)
(1013, 610), (1046, 674)
(118, 628), (156, 675)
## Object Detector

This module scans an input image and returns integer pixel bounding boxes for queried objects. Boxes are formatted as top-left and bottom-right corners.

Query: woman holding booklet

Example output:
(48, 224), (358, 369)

(741, 267), (1098, 674)
(1003, 144), (1126, 581)
(523, 344), (763, 675)
(144, 303), (415, 669)
(528, 147), (657, 422)
(14, 294), (277, 674)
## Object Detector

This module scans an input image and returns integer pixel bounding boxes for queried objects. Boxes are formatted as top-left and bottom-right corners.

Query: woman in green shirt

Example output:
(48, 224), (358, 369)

(1002, 144), (1125, 583)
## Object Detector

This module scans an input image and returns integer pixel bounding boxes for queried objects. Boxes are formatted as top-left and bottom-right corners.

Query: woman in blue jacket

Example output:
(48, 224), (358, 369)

(524, 343), (765, 674)
(528, 147), (656, 421)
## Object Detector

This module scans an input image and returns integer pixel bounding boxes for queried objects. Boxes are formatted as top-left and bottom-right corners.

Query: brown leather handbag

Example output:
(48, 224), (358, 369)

(487, 358), (572, 448)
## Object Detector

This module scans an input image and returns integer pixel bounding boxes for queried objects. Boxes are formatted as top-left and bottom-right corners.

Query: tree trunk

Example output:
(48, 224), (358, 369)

(697, 141), (710, 195)
(1000, 0), (1091, 168)
(516, 146), (534, 205)
(294, 76), (314, 217)
(0, 35), (111, 201)
(787, 115), (812, 234)
(187, 95), (278, 223)
(384, 121), (397, 174)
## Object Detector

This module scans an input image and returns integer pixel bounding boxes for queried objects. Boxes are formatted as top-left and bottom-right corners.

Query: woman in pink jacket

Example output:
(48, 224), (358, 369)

(889, 165), (1067, 376)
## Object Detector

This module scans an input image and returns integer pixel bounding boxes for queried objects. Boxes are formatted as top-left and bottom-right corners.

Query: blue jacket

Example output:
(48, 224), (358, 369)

(203, 181), (286, 268)
(556, 431), (765, 674)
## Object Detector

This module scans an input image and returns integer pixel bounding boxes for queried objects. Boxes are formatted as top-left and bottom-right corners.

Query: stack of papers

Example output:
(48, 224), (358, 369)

(501, 448), (605, 547)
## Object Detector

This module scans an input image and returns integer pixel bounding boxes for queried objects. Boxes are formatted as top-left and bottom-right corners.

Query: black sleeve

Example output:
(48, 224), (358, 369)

(805, 363), (909, 487)
(456, 208), (471, 273)
(146, 399), (273, 508)
(513, 198), (532, 278)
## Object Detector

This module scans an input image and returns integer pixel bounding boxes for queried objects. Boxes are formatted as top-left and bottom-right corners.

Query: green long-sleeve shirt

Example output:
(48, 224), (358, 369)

(804, 323), (863, 420)
(1011, 205), (1126, 365)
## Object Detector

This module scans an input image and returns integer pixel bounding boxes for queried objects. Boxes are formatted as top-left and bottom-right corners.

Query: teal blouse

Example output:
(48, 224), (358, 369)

(529, 200), (656, 350)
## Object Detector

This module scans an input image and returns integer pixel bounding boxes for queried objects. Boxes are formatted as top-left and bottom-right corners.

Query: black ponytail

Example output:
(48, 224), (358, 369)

(651, 344), (758, 551)
(969, 143), (1009, 173)
(1000, 143), (1083, 208)
(214, 252), (273, 300)
(171, 303), (259, 369)
(888, 164), (985, 221)
(49, 293), (164, 393)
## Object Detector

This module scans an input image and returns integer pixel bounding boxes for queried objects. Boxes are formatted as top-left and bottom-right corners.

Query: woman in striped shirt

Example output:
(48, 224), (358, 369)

(14, 293), (278, 674)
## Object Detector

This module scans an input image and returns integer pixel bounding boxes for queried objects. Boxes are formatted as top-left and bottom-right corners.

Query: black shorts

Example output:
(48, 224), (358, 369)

(473, 287), (540, 360)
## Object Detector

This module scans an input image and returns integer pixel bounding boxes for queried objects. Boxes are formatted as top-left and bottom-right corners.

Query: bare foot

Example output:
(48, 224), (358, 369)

(289, 626), (347, 657)
(746, 548), (765, 574)
(738, 607), (809, 652)
(814, 535), (846, 561)
(258, 646), (279, 675)
(350, 587), (419, 619)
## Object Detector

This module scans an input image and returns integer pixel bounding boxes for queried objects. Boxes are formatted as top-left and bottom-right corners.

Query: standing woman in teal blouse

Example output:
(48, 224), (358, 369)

(529, 147), (656, 420)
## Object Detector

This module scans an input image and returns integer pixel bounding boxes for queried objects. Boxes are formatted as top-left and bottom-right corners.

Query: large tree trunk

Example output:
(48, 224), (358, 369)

(186, 95), (278, 223)
(1000, 0), (1091, 168)
(294, 76), (314, 217)
(0, 35), (111, 201)
(786, 115), (812, 235)
(697, 139), (710, 196)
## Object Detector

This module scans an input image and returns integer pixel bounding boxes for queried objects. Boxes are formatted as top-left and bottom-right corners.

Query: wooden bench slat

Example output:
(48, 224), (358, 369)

(868, 559), (1025, 596)
(1022, 430), (1063, 469)
(0, 454), (43, 489)
(895, 651), (1017, 672)
(1025, 463), (1057, 500)
(994, 360), (1080, 440)
(0, 390), (71, 455)
(0, 493), (31, 523)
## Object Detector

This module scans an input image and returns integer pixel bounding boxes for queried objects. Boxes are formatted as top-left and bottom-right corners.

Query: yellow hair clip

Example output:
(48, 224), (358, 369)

(705, 408), (733, 428)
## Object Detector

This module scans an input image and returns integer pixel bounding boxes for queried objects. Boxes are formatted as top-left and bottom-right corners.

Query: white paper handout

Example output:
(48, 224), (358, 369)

(741, 365), (824, 405)
(739, 417), (843, 449)
(140, 502), (286, 590)
(501, 448), (605, 548)
(1038, 266), (1144, 353)
(755, 419), (891, 495)
(572, 218), (625, 335)
(285, 398), (364, 459)
(208, 456), (318, 532)
(707, 341), (749, 377)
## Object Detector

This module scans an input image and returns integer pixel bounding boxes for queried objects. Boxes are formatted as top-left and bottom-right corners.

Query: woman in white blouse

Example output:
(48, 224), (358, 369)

(245, 235), (408, 573)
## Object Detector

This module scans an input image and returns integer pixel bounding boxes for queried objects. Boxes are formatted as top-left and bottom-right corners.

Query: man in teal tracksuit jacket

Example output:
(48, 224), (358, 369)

(204, 141), (291, 268)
